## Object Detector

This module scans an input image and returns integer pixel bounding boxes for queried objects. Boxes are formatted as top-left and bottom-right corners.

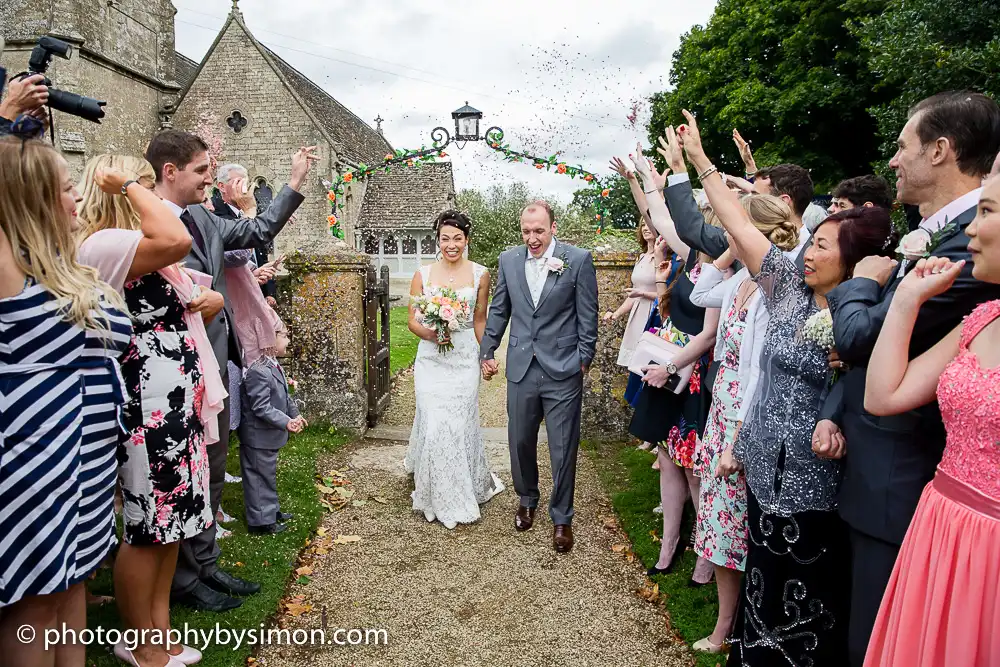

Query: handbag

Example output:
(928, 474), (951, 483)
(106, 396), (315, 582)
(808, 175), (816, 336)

(628, 331), (694, 394)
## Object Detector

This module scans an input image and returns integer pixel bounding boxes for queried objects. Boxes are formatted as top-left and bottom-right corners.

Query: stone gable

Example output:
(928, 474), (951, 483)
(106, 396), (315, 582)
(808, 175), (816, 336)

(172, 14), (334, 257)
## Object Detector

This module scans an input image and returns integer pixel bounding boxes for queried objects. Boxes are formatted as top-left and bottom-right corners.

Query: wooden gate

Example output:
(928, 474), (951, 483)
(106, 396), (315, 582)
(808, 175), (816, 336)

(363, 264), (391, 426)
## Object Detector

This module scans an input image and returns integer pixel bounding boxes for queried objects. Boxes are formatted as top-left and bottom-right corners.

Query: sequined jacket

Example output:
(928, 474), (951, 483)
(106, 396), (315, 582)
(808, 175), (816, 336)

(735, 245), (842, 516)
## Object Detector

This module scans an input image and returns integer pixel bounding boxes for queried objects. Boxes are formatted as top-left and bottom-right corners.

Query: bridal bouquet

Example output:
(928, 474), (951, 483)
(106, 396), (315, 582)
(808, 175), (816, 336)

(411, 287), (473, 354)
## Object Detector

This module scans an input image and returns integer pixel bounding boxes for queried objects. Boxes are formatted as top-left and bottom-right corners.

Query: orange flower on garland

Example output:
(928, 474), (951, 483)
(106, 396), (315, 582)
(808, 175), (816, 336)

(491, 142), (499, 149)
(327, 214), (338, 227)
(595, 214), (602, 221)
(406, 159), (415, 167)
(438, 151), (448, 158)
(556, 163), (567, 174)
(601, 189), (610, 198)
(343, 172), (354, 183)
(384, 153), (393, 160)
(534, 163), (544, 170)
(584, 174), (594, 182)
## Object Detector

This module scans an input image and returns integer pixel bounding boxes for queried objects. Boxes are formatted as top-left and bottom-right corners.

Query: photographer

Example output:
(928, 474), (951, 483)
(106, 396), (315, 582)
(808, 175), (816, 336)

(0, 72), (49, 136)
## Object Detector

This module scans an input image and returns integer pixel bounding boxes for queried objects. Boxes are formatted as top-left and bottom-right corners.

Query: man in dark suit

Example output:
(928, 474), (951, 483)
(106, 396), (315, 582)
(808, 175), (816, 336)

(212, 164), (279, 304)
(146, 129), (317, 611)
(814, 91), (1000, 666)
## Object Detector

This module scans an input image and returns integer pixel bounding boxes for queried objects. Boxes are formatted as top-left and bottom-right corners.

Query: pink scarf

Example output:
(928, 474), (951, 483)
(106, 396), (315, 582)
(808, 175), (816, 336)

(224, 262), (282, 367)
(158, 265), (228, 445)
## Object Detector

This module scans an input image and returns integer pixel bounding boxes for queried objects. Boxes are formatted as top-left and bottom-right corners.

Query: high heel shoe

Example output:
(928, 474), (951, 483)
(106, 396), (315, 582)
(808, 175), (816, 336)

(114, 641), (186, 667)
(692, 636), (728, 653)
(646, 539), (686, 576)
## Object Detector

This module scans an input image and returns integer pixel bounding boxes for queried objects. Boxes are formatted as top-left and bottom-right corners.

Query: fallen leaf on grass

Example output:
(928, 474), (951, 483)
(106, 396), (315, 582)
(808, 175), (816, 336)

(295, 575), (311, 585)
(315, 483), (335, 495)
(649, 529), (661, 543)
(372, 496), (388, 504)
(316, 527), (328, 537)
(637, 582), (660, 603)
(313, 547), (329, 556)
(333, 534), (361, 545)
(334, 487), (355, 499)
(234, 562), (244, 567)
(611, 544), (629, 553)
(603, 516), (618, 530)
(295, 566), (313, 576)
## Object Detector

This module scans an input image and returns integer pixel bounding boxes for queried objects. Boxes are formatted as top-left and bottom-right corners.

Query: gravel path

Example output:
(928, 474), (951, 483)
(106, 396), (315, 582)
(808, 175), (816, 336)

(255, 339), (691, 667)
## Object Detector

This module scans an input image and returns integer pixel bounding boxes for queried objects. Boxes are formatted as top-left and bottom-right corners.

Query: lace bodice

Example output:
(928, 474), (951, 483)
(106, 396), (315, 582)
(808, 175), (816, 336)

(419, 262), (485, 332)
(937, 300), (1000, 500)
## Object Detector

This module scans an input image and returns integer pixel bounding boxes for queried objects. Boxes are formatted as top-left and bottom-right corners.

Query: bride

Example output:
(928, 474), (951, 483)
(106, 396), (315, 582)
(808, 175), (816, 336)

(404, 210), (504, 528)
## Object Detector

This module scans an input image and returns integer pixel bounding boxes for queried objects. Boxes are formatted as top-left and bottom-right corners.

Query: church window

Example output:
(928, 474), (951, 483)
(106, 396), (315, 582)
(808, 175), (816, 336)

(226, 110), (249, 134)
(383, 234), (398, 254)
(401, 236), (417, 255)
(420, 234), (436, 255)
(363, 233), (379, 255)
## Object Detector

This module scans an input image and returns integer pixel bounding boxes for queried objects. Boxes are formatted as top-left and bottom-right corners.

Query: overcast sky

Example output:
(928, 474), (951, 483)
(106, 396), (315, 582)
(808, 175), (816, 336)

(174, 0), (717, 202)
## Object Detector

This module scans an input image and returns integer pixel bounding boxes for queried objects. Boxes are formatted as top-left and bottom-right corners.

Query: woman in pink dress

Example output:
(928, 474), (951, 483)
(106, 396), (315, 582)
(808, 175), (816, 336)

(863, 178), (1000, 667)
(603, 219), (659, 367)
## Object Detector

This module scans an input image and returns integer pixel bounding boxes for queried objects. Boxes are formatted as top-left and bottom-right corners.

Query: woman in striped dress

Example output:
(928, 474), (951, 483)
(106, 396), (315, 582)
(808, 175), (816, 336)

(0, 137), (131, 667)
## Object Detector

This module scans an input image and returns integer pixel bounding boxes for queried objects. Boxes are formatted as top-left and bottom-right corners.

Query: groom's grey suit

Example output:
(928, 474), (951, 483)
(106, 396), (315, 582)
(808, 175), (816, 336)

(480, 240), (598, 524)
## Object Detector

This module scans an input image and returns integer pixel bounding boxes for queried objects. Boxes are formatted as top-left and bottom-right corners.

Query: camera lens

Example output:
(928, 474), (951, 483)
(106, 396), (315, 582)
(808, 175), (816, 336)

(47, 88), (106, 123)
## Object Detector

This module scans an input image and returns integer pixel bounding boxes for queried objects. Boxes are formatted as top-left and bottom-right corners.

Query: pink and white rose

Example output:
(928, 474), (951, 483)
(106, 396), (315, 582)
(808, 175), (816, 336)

(896, 228), (932, 261)
(439, 305), (455, 321)
(545, 257), (565, 273)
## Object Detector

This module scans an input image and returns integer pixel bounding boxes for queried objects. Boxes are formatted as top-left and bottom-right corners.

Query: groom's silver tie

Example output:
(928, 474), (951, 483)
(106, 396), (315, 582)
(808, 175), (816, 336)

(528, 256), (546, 308)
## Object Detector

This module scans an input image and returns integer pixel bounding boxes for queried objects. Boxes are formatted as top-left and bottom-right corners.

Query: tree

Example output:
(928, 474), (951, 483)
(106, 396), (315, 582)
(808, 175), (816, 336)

(571, 173), (641, 230)
(851, 0), (1000, 156)
(648, 0), (891, 191)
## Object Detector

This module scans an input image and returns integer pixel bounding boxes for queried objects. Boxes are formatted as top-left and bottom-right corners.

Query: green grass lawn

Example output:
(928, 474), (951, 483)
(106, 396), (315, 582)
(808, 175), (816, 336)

(85, 425), (351, 667)
(386, 305), (418, 375)
(584, 440), (724, 667)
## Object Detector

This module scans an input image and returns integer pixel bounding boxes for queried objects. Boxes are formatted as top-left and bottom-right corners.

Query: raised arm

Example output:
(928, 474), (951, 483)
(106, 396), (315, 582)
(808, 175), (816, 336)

(609, 157), (652, 227)
(865, 257), (964, 416)
(689, 251), (737, 308)
(676, 111), (771, 275)
(217, 147), (316, 250)
(630, 149), (690, 259)
(659, 129), (730, 258)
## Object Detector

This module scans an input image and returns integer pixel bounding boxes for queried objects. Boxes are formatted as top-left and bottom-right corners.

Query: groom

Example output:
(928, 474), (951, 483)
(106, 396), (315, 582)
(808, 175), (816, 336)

(480, 200), (598, 553)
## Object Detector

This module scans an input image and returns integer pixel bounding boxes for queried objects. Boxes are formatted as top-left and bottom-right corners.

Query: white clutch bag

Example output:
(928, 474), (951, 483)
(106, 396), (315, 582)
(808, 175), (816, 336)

(628, 332), (694, 394)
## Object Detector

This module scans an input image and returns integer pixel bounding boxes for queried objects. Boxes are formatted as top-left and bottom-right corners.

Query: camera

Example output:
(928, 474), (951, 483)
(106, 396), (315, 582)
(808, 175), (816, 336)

(21, 35), (106, 124)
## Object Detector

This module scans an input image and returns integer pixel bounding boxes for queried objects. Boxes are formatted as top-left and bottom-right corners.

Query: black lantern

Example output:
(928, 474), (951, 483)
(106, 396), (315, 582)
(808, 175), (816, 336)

(452, 102), (483, 142)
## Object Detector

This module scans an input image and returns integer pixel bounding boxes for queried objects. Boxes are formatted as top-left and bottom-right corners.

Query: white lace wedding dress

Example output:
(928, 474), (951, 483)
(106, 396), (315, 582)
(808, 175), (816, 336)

(404, 262), (505, 529)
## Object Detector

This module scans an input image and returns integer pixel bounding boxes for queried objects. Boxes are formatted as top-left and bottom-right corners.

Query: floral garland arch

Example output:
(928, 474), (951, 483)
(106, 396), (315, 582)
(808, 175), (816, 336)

(325, 128), (611, 239)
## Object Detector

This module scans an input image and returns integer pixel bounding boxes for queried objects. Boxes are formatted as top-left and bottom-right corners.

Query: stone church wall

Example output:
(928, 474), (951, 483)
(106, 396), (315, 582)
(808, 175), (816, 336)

(172, 20), (335, 259)
(0, 0), (178, 173)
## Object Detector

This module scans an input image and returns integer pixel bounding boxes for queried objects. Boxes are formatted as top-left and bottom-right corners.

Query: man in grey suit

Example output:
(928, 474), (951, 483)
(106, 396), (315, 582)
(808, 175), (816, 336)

(480, 201), (598, 553)
(145, 129), (317, 611)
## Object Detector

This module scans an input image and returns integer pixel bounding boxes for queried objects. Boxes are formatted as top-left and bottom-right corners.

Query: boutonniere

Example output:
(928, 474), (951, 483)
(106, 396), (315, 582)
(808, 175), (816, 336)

(896, 219), (957, 261)
(286, 378), (298, 395)
(545, 251), (571, 276)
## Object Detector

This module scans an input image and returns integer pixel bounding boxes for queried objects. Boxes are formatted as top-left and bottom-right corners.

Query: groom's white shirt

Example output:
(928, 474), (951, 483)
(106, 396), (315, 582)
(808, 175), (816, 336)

(524, 238), (556, 308)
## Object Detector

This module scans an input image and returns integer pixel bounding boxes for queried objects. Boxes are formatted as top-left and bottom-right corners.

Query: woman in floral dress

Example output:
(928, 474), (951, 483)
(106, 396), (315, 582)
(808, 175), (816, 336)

(627, 153), (720, 584)
(78, 154), (225, 667)
(688, 195), (801, 653)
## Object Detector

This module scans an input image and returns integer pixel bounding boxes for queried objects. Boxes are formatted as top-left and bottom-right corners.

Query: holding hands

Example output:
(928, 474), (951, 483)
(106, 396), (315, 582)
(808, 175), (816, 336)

(481, 359), (499, 381)
(812, 419), (846, 460)
(715, 445), (743, 478)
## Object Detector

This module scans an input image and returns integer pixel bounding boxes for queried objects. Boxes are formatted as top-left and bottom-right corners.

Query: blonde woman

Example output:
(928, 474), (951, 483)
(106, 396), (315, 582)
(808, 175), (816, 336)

(686, 194), (800, 653)
(0, 137), (132, 667)
(77, 154), (223, 666)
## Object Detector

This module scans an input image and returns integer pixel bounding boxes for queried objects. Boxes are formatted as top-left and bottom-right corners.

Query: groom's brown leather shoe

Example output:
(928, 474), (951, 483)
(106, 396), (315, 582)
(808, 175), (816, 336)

(515, 506), (536, 531)
(553, 525), (574, 553)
